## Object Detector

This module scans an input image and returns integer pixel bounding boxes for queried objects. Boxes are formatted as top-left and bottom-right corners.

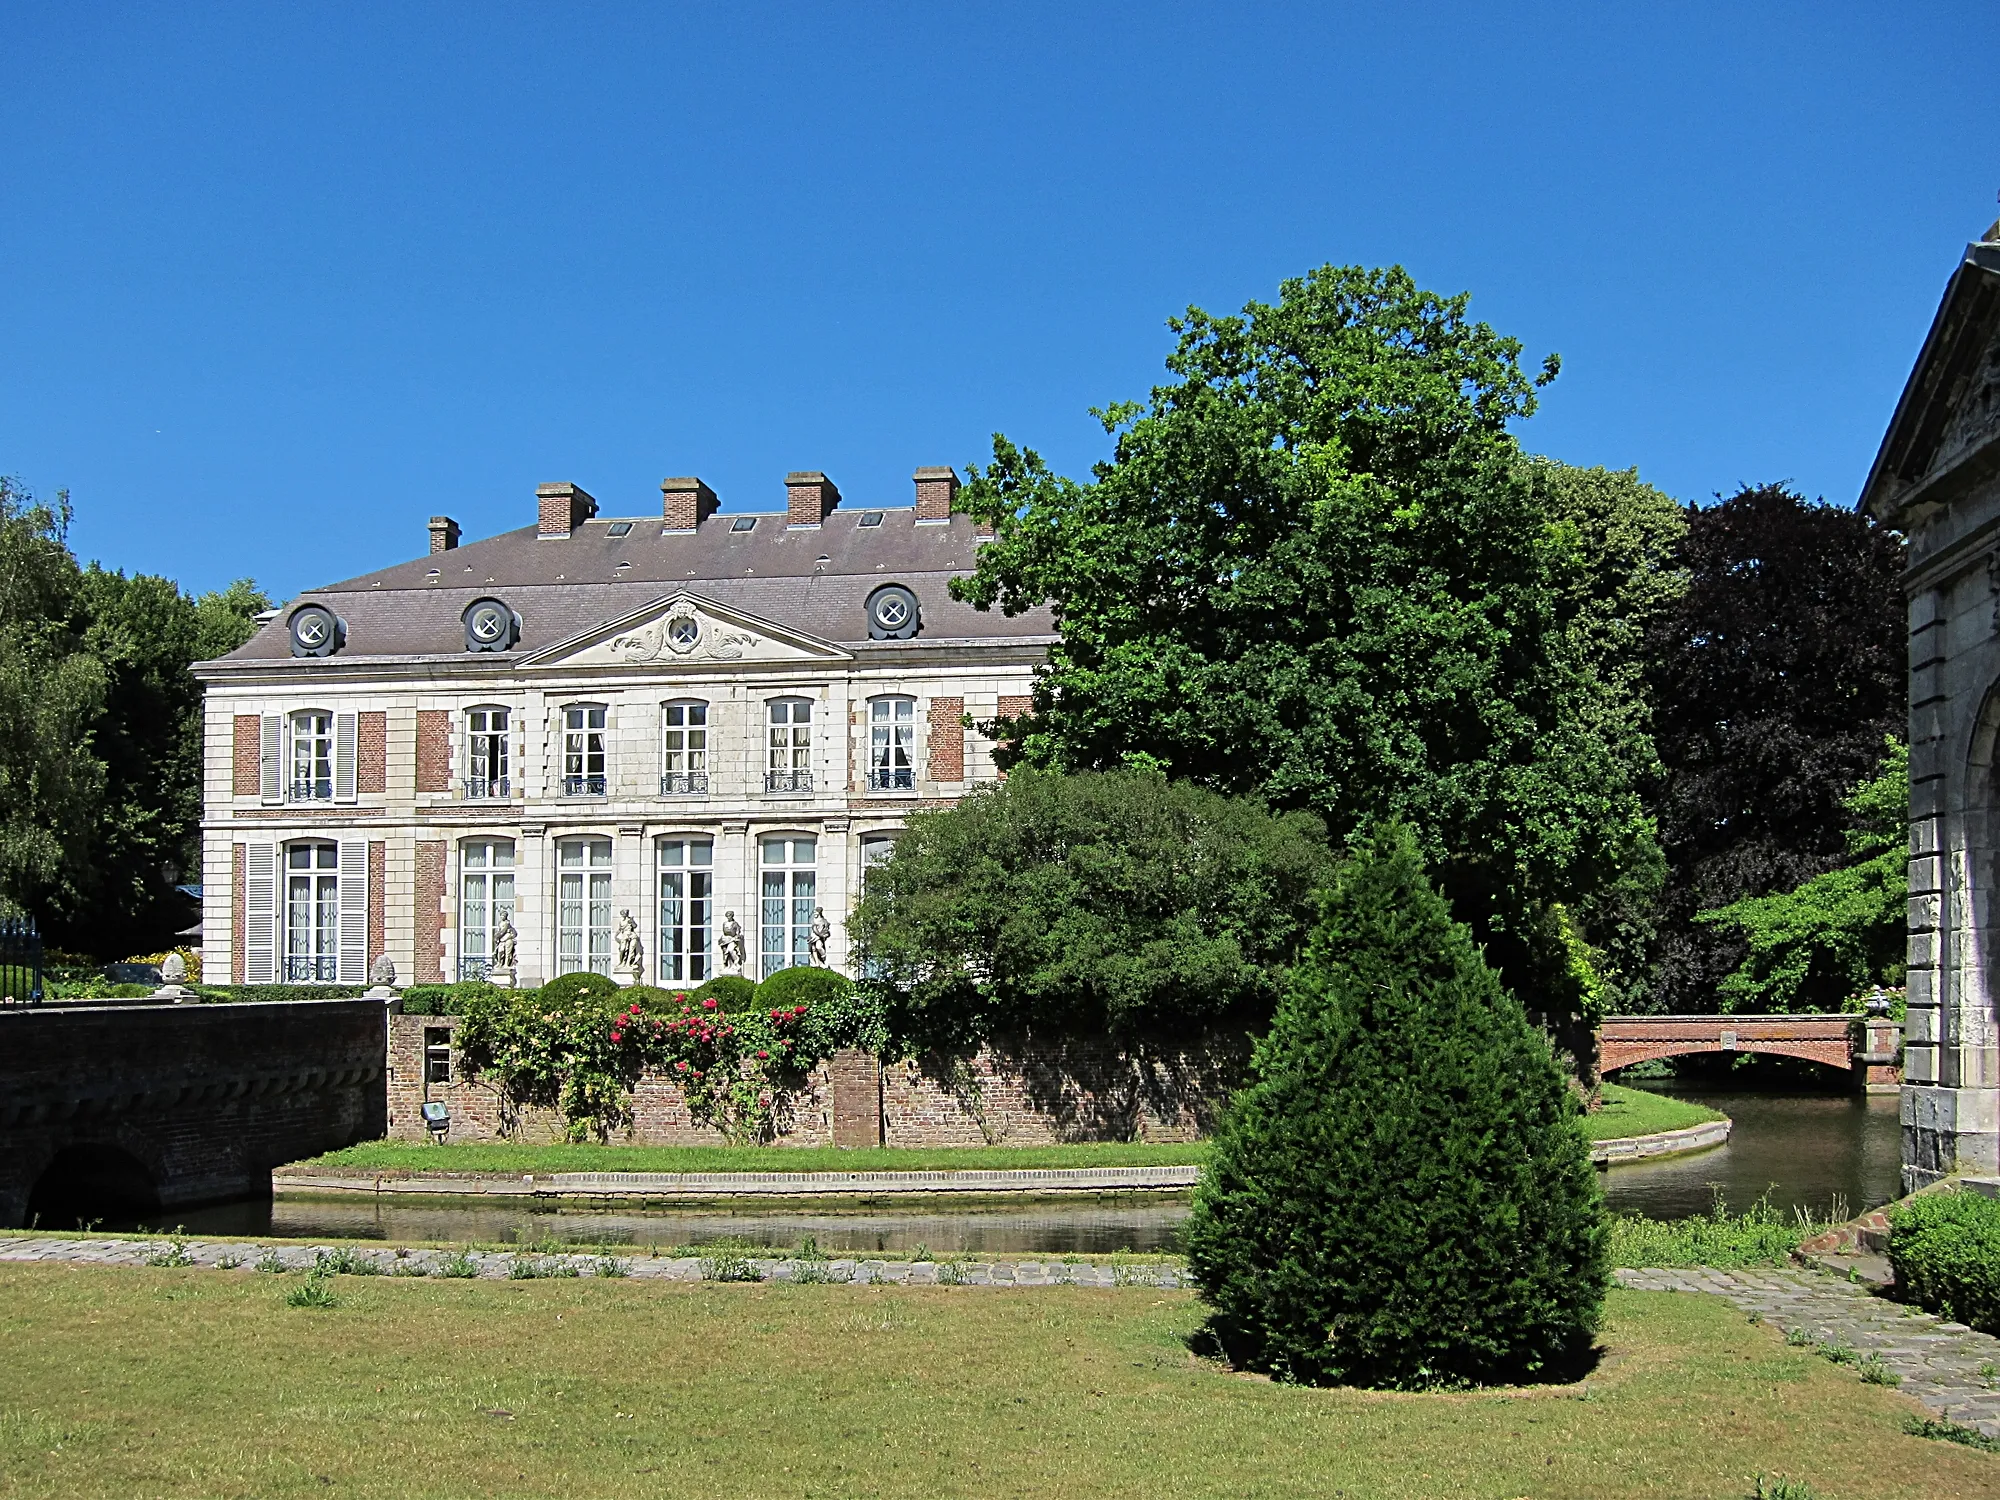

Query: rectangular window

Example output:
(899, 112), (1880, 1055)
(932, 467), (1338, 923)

(466, 708), (510, 798)
(658, 838), (714, 983)
(661, 702), (709, 795)
(760, 835), (817, 977)
(563, 706), (607, 796)
(766, 699), (812, 793)
(423, 1026), (453, 1085)
(556, 837), (613, 975)
(283, 842), (340, 981)
(458, 839), (515, 981)
(868, 697), (916, 791)
(289, 712), (334, 802)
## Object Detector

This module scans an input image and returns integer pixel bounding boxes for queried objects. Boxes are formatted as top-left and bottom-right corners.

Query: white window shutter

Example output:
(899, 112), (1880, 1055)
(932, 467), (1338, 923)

(245, 842), (278, 983)
(337, 840), (367, 983)
(334, 713), (358, 803)
(259, 716), (282, 804)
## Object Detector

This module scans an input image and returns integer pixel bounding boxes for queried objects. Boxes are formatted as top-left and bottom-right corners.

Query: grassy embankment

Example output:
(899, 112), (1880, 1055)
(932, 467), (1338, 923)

(300, 1082), (1720, 1177)
(0, 1263), (1989, 1499)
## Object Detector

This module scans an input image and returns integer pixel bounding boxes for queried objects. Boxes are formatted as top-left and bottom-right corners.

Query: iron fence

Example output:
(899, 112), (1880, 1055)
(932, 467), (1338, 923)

(0, 914), (43, 1005)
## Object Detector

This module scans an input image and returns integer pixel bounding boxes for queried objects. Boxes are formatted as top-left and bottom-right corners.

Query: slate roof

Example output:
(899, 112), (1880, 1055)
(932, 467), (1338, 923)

(212, 507), (1057, 666)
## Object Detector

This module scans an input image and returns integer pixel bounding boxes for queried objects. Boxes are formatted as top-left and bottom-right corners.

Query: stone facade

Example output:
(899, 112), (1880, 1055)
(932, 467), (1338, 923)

(1861, 227), (2000, 1187)
(386, 1014), (1243, 1147)
(194, 469), (1054, 994)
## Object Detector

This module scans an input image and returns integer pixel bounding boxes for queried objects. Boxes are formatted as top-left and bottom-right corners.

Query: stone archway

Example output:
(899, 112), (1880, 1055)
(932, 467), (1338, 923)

(25, 1144), (161, 1229)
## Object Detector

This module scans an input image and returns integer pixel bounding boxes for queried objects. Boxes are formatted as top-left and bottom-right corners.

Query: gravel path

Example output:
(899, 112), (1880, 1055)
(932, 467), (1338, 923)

(1616, 1266), (2000, 1440)
(0, 1234), (1190, 1288)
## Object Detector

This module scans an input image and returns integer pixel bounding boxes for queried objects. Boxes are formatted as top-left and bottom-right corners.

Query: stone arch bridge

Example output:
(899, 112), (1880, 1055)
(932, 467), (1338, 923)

(0, 998), (387, 1228)
(1600, 1013), (1902, 1091)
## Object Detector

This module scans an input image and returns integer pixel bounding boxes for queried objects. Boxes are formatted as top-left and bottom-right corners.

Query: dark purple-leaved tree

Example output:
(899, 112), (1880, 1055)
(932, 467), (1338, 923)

(1645, 483), (1904, 1013)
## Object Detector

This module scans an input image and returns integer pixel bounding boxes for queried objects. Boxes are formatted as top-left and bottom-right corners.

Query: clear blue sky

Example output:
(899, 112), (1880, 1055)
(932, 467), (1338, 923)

(3, 4), (1995, 601)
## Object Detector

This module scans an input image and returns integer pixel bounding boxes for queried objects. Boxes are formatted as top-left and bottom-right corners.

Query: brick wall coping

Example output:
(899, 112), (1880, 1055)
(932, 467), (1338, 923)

(1590, 1118), (1731, 1166)
(275, 1164), (1203, 1199)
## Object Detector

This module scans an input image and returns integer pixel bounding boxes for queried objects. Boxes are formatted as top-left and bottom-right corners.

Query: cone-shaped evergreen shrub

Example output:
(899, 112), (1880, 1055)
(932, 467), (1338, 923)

(1182, 823), (1607, 1388)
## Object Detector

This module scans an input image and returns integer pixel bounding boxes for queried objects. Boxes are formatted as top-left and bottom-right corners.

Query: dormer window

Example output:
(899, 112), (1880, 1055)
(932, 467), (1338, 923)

(562, 705), (608, 796)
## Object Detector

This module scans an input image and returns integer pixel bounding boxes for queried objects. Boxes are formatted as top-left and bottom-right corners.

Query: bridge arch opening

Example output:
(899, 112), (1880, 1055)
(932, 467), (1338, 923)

(26, 1145), (160, 1229)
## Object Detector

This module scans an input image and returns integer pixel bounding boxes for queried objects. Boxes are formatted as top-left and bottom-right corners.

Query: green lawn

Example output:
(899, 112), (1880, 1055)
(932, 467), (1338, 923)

(1583, 1082), (1725, 1143)
(0, 1263), (1989, 1499)
(298, 1085), (1711, 1177)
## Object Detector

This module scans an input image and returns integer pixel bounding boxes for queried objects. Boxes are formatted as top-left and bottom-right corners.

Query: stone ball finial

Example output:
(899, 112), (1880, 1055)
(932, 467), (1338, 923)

(161, 952), (187, 983)
(370, 954), (397, 988)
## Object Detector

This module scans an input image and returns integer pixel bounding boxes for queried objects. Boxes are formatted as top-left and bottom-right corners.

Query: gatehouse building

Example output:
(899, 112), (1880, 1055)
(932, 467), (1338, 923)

(194, 468), (1050, 990)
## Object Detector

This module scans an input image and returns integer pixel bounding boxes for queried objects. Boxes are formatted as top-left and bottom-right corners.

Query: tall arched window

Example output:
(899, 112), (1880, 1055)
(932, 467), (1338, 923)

(283, 842), (340, 981)
(465, 708), (511, 798)
(459, 839), (516, 980)
(289, 711), (334, 801)
(556, 837), (613, 974)
(760, 834), (817, 976)
(661, 701), (708, 796)
(562, 705), (608, 796)
(765, 698), (812, 793)
(658, 836), (714, 983)
(867, 696), (916, 790)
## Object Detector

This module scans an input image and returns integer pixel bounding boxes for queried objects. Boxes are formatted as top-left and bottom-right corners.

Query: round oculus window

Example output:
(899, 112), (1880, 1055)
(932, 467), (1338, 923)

(462, 597), (519, 652)
(867, 584), (920, 640)
(288, 603), (343, 658)
(665, 613), (701, 652)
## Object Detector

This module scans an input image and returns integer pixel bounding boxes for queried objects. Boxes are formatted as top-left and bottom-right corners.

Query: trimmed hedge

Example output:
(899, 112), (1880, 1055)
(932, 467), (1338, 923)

(691, 974), (758, 1011)
(1888, 1190), (2000, 1335)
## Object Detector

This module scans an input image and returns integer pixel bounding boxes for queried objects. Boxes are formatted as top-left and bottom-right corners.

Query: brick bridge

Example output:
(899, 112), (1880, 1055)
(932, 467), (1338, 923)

(1599, 1013), (1902, 1090)
(0, 999), (387, 1228)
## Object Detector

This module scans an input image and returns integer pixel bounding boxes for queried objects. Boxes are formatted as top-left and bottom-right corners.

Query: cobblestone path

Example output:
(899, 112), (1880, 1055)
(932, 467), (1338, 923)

(1616, 1266), (2000, 1440)
(0, 1234), (1190, 1288)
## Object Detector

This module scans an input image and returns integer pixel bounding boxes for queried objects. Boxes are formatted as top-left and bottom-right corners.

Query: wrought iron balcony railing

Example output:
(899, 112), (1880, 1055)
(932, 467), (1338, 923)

(764, 769), (814, 794)
(463, 776), (511, 800)
(287, 779), (334, 802)
(660, 772), (710, 796)
(866, 766), (915, 792)
(562, 774), (608, 797)
(283, 955), (338, 983)
(458, 956), (492, 982)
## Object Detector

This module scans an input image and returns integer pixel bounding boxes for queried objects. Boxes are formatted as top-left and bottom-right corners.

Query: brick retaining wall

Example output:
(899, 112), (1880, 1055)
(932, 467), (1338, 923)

(388, 1015), (1246, 1147)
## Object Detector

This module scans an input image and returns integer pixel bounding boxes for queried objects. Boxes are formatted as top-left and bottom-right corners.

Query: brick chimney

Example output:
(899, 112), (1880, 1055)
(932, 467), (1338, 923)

(914, 466), (960, 523)
(537, 482), (598, 539)
(428, 516), (461, 553)
(661, 476), (719, 532)
(786, 471), (841, 527)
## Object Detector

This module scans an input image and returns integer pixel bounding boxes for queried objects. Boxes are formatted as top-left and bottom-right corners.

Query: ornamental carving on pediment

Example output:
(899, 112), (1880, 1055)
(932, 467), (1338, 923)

(609, 610), (759, 663)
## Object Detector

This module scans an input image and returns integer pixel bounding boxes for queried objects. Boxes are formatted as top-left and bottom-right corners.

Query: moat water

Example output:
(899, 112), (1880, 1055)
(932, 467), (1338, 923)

(140, 1083), (1904, 1254)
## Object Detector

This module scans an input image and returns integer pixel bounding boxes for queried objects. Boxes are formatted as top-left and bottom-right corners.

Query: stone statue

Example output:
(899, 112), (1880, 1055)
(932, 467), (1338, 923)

(370, 954), (397, 989)
(808, 906), (831, 966)
(718, 910), (746, 972)
(491, 912), (517, 971)
(614, 909), (643, 974)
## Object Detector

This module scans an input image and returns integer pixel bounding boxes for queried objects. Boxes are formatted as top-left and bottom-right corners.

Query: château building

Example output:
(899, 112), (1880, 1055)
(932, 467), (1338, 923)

(194, 468), (1051, 990)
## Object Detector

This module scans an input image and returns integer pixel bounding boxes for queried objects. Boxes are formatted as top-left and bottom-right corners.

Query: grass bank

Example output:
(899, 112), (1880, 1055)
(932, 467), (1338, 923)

(297, 1084), (1711, 1177)
(1585, 1081), (1726, 1142)
(0, 1264), (1987, 1499)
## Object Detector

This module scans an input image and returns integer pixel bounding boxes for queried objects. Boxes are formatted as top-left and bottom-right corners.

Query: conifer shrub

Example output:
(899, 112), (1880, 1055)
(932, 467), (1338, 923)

(1182, 823), (1608, 1388)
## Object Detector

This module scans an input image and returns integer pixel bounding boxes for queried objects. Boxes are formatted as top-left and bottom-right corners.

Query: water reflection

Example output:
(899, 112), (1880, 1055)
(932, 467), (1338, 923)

(129, 1085), (1903, 1250)
(156, 1195), (1192, 1256)
(1599, 1082), (1902, 1222)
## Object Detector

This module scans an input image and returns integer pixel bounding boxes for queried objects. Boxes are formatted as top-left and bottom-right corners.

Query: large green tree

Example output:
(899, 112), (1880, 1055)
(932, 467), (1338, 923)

(1645, 483), (1904, 1012)
(849, 767), (1334, 1045)
(0, 476), (266, 951)
(952, 264), (1666, 1020)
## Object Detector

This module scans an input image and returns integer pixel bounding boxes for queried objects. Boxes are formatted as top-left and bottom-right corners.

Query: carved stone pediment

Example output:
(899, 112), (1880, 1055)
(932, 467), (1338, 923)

(523, 593), (849, 669)
(1930, 324), (2000, 482)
